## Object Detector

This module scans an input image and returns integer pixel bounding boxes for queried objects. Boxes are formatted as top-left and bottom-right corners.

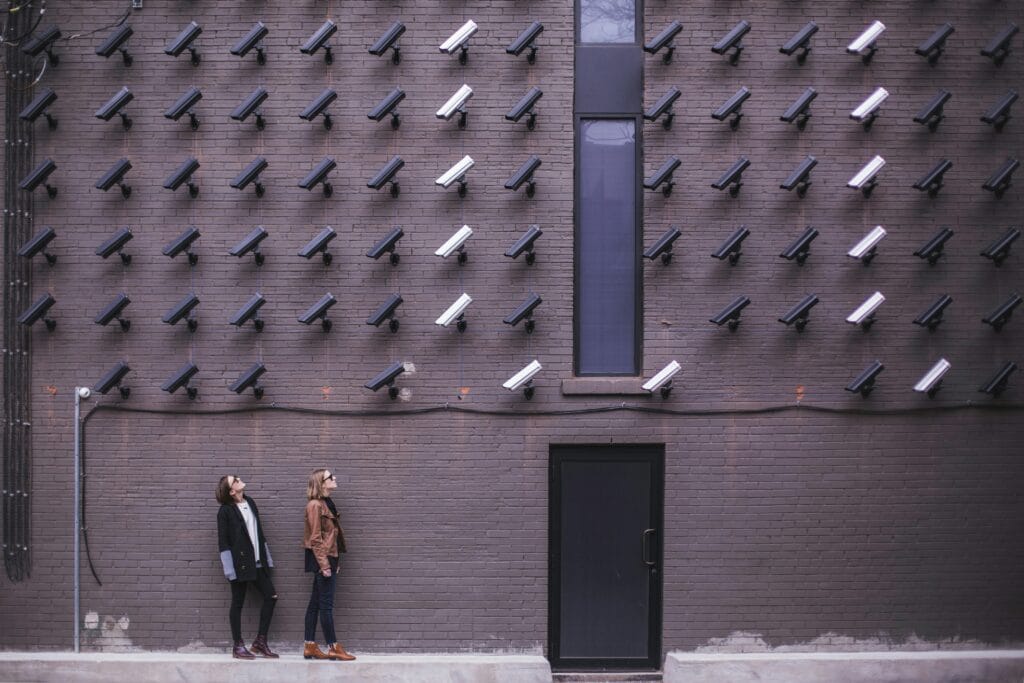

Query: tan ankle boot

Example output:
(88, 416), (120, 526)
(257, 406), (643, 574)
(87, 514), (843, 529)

(327, 642), (356, 661)
(303, 641), (329, 660)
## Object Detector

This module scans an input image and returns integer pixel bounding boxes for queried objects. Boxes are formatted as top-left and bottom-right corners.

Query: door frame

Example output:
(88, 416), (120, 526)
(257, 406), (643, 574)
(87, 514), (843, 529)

(548, 444), (664, 671)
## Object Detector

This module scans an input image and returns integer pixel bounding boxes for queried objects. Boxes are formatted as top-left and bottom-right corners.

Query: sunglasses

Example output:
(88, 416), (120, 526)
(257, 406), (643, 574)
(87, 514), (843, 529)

(322, 473), (336, 482)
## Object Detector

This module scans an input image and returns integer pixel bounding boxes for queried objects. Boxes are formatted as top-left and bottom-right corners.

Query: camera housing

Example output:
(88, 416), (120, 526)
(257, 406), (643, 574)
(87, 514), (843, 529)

(850, 87), (889, 129)
(712, 226), (750, 265)
(712, 87), (751, 129)
(914, 358), (951, 398)
(23, 26), (62, 65)
(299, 158), (337, 197)
(299, 227), (337, 265)
(847, 155), (886, 197)
(503, 360), (542, 399)
(980, 227), (1020, 266)
(642, 360), (681, 398)
(230, 363), (266, 399)
(300, 88), (337, 129)
(913, 159), (953, 197)
(95, 293), (131, 331)
(781, 87), (817, 129)
(369, 21), (406, 63)
(506, 225), (543, 264)
(916, 23), (954, 64)
(436, 225), (473, 263)
(94, 361), (131, 399)
(19, 159), (58, 197)
(506, 87), (543, 130)
(368, 156), (405, 197)
(778, 293), (819, 332)
(982, 293), (1022, 332)
(644, 21), (682, 63)
(301, 20), (337, 63)
(436, 156), (474, 196)
(437, 85), (474, 128)
(982, 157), (1019, 198)
(913, 294), (953, 331)
(847, 20), (885, 63)
(17, 293), (57, 331)
(162, 362), (199, 399)
(506, 156), (542, 196)
(914, 89), (952, 132)
(231, 87), (269, 129)
(710, 295), (751, 331)
(95, 227), (133, 265)
(914, 227), (954, 265)
(230, 293), (266, 332)
(367, 293), (403, 333)
(848, 226), (887, 265)
(644, 87), (681, 129)
(846, 292), (885, 329)
(164, 86), (202, 129)
(20, 87), (58, 129)
(644, 156), (681, 196)
(779, 226), (819, 265)
(780, 155), (817, 196)
(163, 226), (201, 265)
(508, 21), (544, 63)
(440, 20), (478, 64)
(231, 157), (268, 197)
(981, 23), (1019, 66)
(643, 226), (681, 265)
(780, 21), (818, 63)
(846, 360), (884, 397)
(96, 86), (134, 129)
(95, 158), (132, 198)
(365, 361), (405, 398)
(231, 22), (268, 64)
(436, 293), (473, 332)
(711, 157), (750, 197)
(163, 293), (200, 332)
(164, 157), (200, 197)
(981, 90), (1018, 131)
(368, 88), (405, 129)
(230, 227), (269, 266)
(503, 293), (542, 334)
(97, 24), (134, 66)
(711, 20), (751, 65)
(18, 226), (58, 265)
(979, 361), (1017, 397)
(367, 227), (404, 265)
(165, 21), (202, 65)
(298, 293), (337, 331)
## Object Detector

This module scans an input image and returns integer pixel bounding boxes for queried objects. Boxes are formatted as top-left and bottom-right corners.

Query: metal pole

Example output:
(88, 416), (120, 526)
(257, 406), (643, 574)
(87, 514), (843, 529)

(73, 388), (83, 652)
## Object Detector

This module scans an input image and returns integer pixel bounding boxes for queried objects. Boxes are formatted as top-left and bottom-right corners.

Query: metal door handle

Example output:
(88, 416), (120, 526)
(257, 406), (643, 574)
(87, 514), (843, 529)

(641, 528), (656, 566)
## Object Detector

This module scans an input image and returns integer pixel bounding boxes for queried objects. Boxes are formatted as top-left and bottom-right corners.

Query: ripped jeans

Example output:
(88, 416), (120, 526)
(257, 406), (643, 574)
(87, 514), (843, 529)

(229, 566), (276, 642)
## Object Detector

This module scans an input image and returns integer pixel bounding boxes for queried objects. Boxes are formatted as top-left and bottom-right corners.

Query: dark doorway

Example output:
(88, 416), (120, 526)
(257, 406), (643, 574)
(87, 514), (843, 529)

(549, 444), (664, 671)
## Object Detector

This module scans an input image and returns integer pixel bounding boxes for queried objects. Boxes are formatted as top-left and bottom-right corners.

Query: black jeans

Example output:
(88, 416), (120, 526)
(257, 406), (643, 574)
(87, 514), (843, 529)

(229, 566), (276, 643)
(304, 559), (338, 644)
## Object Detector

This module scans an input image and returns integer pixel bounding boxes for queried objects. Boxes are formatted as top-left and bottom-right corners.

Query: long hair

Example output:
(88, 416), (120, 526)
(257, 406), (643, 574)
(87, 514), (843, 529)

(215, 475), (233, 505)
(307, 468), (330, 500)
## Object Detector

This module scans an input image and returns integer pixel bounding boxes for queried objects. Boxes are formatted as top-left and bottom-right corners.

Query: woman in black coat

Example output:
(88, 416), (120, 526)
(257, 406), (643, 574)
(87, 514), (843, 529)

(216, 475), (278, 659)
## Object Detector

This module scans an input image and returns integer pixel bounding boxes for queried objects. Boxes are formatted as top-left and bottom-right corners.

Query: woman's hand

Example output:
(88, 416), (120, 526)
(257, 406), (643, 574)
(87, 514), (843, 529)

(321, 567), (332, 577)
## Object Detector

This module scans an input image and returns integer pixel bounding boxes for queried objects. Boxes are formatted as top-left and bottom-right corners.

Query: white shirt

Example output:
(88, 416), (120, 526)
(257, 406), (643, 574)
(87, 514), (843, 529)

(235, 501), (260, 564)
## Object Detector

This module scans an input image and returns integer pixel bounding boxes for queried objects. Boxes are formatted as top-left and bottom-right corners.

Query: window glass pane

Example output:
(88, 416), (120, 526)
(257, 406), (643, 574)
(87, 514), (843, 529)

(580, 0), (636, 44)
(577, 119), (637, 375)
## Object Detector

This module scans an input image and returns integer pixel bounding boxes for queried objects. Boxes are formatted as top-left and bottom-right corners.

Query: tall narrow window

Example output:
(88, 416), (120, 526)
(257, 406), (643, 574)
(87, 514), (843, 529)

(576, 119), (639, 375)
(579, 0), (636, 44)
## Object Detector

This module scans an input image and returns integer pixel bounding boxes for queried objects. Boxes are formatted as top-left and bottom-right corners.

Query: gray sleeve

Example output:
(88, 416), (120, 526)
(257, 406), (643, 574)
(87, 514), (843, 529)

(264, 544), (273, 568)
(220, 549), (236, 581)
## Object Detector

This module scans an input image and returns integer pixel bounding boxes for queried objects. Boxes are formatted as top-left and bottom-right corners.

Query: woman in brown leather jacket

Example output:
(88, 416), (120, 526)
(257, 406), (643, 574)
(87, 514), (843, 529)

(302, 468), (356, 661)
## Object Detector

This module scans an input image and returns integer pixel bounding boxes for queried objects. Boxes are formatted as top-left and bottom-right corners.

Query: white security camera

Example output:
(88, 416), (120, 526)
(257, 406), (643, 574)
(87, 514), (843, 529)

(435, 155), (475, 194)
(914, 358), (951, 397)
(503, 360), (542, 399)
(435, 293), (473, 330)
(437, 84), (474, 122)
(440, 20), (478, 62)
(848, 226), (887, 263)
(642, 360), (681, 397)
(847, 155), (885, 196)
(846, 291), (885, 328)
(847, 20), (885, 61)
(77, 386), (92, 399)
(850, 87), (889, 127)
(436, 225), (473, 261)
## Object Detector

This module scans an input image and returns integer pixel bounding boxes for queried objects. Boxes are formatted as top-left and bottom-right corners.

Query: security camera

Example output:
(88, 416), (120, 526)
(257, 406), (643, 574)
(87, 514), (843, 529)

(981, 23), (1018, 66)
(710, 296), (751, 331)
(847, 20), (885, 63)
(506, 156), (542, 196)
(20, 87), (58, 129)
(506, 87), (543, 130)
(846, 360), (884, 397)
(365, 361), (405, 398)
(642, 360), (681, 398)
(506, 225), (543, 264)
(95, 293), (131, 331)
(846, 291), (885, 329)
(367, 227), (404, 265)
(712, 87), (750, 129)
(979, 361), (1017, 397)
(913, 159), (953, 197)
(913, 358), (951, 398)
(711, 157), (750, 196)
(368, 87), (405, 129)
(299, 157), (337, 197)
(982, 293), (1022, 331)
(97, 24), (134, 66)
(368, 156), (405, 197)
(712, 226), (750, 265)
(300, 88), (337, 129)
(95, 86), (134, 129)
(301, 20), (337, 64)
(914, 227), (954, 265)
(982, 157), (1019, 198)
(712, 19), (751, 65)
(367, 293), (403, 333)
(17, 293), (57, 331)
(780, 87), (817, 129)
(18, 226), (58, 265)
(96, 227), (133, 264)
(780, 21), (818, 63)
(369, 21), (405, 63)
(440, 20), (478, 64)
(163, 292), (200, 332)
(848, 226), (887, 265)
(164, 86), (202, 129)
(163, 226), (201, 265)
(436, 155), (474, 196)
(229, 226), (269, 265)
(779, 226), (819, 266)
(916, 23), (954, 64)
(436, 293), (473, 331)
(231, 22), (268, 64)
(780, 156), (817, 196)
(779, 294), (819, 332)
(644, 156), (681, 196)
(23, 25), (62, 65)
(980, 227), (1020, 266)
(437, 84), (474, 128)
(436, 225), (473, 263)
(913, 294), (953, 331)
(644, 87), (681, 129)
(508, 21), (543, 63)
(644, 20), (682, 63)
(850, 87), (889, 129)
(503, 293), (542, 333)
(229, 363), (266, 399)
(298, 293), (337, 331)
(19, 159), (58, 197)
(94, 361), (131, 399)
(914, 89), (952, 131)
(162, 362), (199, 400)
(231, 87), (268, 129)
(165, 21), (202, 64)
(981, 90), (1018, 131)
(230, 293), (266, 332)
(847, 155), (886, 197)
(95, 158), (133, 198)
(298, 226), (337, 265)
(503, 360), (542, 399)
(644, 226), (682, 265)
(164, 157), (200, 197)
(230, 157), (268, 197)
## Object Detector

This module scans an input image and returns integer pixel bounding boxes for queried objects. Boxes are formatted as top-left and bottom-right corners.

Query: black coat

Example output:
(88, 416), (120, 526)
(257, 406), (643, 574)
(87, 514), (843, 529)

(217, 495), (273, 582)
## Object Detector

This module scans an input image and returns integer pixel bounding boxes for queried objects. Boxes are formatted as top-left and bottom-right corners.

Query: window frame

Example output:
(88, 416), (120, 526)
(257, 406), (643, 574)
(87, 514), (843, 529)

(575, 0), (643, 46)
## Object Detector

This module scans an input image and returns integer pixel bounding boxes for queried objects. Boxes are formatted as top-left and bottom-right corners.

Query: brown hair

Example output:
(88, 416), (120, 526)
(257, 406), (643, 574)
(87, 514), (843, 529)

(215, 475), (233, 505)
(307, 468), (330, 500)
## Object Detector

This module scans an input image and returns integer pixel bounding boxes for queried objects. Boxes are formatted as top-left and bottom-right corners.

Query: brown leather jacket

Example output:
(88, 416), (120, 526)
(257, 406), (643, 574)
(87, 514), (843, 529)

(303, 498), (347, 572)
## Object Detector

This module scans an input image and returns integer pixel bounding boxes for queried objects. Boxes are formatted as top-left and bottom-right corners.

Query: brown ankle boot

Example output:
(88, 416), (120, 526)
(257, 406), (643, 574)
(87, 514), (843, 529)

(327, 642), (356, 661)
(251, 635), (279, 658)
(232, 640), (256, 659)
(303, 641), (329, 660)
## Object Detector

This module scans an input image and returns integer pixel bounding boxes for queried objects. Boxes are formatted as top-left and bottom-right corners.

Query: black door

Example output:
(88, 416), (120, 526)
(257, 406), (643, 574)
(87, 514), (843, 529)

(549, 444), (663, 671)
